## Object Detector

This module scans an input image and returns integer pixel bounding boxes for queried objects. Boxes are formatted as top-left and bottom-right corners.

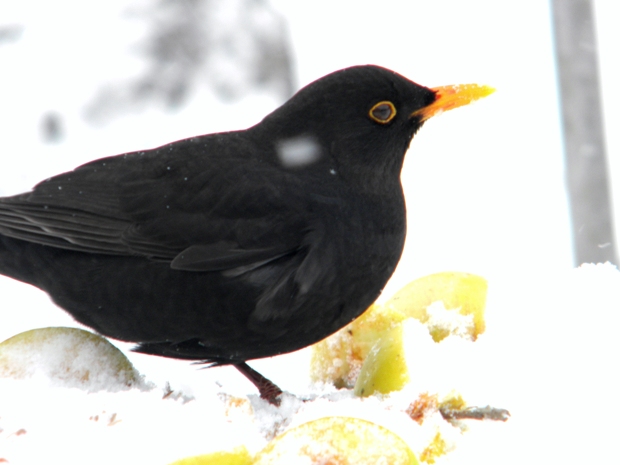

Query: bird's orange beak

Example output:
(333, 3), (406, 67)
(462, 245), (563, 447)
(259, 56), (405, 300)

(411, 84), (495, 121)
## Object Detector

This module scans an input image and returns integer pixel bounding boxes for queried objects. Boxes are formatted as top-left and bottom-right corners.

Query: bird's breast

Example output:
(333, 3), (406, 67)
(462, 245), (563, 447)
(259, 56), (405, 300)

(308, 188), (406, 318)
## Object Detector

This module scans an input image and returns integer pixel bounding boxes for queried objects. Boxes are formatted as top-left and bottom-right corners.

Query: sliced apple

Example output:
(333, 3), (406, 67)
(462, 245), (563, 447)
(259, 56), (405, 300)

(310, 272), (488, 392)
(0, 327), (139, 391)
(386, 272), (487, 342)
(310, 303), (406, 388)
(254, 416), (419, 465)
(353, 324), (409, 397)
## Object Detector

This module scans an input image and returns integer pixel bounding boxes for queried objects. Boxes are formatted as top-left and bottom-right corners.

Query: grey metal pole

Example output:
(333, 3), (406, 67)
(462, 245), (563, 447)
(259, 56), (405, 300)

(551, 0), (617, 265)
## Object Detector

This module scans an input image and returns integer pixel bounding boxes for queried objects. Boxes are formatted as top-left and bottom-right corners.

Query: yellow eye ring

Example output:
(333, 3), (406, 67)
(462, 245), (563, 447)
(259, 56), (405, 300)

(368, 101), (397, 124)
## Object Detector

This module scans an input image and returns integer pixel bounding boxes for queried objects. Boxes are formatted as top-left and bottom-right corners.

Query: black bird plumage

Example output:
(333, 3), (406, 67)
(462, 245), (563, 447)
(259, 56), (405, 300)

(0, 65), (491, 402)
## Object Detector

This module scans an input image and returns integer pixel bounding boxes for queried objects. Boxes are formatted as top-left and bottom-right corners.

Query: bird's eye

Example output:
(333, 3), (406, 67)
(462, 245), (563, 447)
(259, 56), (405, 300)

(368, 101), (397, 124)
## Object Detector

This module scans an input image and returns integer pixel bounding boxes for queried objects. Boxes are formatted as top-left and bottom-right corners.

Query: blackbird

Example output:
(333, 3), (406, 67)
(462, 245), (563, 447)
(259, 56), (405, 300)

(0, 65), (492, 403)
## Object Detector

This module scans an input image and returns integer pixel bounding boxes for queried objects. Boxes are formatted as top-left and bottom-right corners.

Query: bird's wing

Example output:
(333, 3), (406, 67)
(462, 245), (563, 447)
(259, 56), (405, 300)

(0, 135), (310, 272)
(0, 135), (345, 337)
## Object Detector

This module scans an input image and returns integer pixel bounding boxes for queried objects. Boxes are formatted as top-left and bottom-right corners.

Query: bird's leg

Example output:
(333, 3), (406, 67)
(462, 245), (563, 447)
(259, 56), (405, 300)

(234, 362), (283, 406)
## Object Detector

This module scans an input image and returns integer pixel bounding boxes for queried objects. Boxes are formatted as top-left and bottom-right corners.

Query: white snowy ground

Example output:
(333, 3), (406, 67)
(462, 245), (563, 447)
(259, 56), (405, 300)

(1, 1), (620, 464)
(1, 263), (619, 464)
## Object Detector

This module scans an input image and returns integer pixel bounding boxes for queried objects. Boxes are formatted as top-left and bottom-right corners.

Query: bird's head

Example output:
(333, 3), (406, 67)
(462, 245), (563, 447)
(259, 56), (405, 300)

(256, 65), (493, 190)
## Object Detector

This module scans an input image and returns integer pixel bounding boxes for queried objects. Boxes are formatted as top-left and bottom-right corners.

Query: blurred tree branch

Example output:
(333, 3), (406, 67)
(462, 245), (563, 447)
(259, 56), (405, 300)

(86, 0), (294, 123)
